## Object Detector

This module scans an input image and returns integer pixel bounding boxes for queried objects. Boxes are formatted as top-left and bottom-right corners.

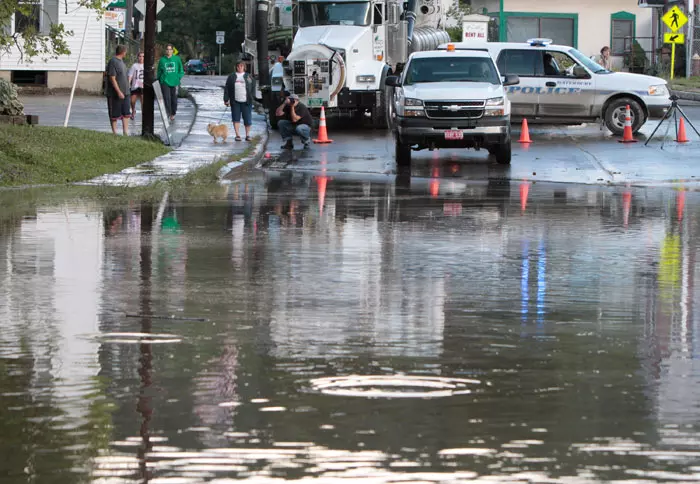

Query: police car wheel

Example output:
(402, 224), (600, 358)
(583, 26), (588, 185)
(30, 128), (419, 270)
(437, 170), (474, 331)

(605, 98), (644, 136)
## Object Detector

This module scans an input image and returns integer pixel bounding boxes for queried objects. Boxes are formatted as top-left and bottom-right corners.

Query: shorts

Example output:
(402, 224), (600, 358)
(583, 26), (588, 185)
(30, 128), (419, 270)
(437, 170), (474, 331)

(131, 87), (143, 95)
(108, 96), (131, 120)
(231, 101), (252, 126)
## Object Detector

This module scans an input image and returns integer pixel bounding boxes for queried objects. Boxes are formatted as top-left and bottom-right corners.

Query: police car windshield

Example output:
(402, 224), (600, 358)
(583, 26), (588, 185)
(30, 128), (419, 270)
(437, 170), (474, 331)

(568, 48), (609, 73)
(404, 57), (500, 85)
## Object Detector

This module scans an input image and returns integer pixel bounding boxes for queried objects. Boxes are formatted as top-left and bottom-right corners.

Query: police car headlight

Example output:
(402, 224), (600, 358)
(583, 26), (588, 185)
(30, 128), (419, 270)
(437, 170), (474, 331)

(356, 75), (376, 83)
(648, 84), (669, 96)
(404, 98), (424, 107)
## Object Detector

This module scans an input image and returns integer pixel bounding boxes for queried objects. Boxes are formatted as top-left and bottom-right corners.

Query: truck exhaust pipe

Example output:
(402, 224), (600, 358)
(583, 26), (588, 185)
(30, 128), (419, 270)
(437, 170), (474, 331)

(405, 0), (418, 48)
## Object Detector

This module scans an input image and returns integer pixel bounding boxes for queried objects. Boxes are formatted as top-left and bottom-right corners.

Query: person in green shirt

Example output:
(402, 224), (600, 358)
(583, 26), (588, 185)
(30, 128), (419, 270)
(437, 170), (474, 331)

(157, 44), (184, 121)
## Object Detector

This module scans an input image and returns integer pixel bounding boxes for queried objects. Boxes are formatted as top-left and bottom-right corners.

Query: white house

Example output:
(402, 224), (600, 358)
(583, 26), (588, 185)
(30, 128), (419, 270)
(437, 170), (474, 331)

(0, 0), (106, 92)
(455, 0), (661, 67)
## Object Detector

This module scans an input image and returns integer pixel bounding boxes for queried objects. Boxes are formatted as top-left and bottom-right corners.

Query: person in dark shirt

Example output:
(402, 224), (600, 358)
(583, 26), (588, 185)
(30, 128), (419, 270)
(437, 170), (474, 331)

(275, 91), (314, 149)
(106, 45), (131, 135)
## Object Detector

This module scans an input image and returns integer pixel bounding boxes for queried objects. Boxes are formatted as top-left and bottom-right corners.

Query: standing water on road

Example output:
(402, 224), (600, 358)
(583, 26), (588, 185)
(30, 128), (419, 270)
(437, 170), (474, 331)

(1, 174), (700, 483)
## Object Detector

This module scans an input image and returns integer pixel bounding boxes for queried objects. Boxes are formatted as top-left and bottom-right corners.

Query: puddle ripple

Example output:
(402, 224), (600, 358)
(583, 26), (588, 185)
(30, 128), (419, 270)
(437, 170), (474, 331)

(309, 375), (481, 399)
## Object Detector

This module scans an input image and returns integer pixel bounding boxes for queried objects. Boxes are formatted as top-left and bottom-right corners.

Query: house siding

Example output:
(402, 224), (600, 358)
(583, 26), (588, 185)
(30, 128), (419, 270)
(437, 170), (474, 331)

(469, 0), (654, 62)
(502, 0), (653, 57)
(0, 0), (106, 90)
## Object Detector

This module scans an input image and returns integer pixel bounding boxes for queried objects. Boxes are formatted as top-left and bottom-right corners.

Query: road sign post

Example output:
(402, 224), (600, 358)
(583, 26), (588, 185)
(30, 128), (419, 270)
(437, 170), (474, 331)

(216, 31), (225, 76)
(662, 5), (688, 80)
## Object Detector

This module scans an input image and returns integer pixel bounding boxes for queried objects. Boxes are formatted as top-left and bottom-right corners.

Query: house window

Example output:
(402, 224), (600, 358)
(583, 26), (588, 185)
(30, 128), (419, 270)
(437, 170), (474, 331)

(611, 11), (636, 55)
(505, 14), (576, 47)
(13, 0), (58, 35)
(15, 1), (41, 34)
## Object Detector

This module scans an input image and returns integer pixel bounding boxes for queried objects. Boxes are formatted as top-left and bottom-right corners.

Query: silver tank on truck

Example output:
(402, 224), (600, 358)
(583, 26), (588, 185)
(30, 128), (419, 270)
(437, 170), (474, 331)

(281, 0), (449, 127)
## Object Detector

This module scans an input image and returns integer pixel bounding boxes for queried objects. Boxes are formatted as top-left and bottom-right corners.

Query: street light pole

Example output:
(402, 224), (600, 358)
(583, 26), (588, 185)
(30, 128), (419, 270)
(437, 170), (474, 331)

(142, 0), (157, 137)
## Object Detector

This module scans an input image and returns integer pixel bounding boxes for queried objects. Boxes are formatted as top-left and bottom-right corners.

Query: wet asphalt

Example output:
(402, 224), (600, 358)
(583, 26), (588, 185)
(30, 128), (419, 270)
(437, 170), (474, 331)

(264, 101), (700, 187)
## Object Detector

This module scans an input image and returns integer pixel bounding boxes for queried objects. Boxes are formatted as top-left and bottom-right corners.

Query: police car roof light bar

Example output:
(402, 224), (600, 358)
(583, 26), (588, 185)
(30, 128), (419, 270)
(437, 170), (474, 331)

(527, 38), (553, 47)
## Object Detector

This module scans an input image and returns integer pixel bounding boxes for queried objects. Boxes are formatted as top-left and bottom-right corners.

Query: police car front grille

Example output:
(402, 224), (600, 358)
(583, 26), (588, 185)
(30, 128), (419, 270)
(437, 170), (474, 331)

(424, 101), (485, 119)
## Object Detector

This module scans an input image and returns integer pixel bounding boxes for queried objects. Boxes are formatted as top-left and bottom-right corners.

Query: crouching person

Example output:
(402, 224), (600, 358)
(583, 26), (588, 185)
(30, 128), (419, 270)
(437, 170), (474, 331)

(276, 91), (313, 149)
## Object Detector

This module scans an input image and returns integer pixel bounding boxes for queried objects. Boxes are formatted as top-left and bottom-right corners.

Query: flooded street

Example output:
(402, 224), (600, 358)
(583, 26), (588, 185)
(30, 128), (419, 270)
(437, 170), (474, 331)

(1, 174), (700, 483)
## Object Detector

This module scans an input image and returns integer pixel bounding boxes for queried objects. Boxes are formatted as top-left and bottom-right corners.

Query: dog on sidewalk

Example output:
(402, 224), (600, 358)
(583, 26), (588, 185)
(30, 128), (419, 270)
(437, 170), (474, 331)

(207, 123), (229, 144)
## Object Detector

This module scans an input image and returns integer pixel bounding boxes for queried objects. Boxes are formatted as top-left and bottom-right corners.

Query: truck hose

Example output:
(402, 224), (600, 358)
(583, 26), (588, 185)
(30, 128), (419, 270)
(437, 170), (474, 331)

(330, 50), (346, 100)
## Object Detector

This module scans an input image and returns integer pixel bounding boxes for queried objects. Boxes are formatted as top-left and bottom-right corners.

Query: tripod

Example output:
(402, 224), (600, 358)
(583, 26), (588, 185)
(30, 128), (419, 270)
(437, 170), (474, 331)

(645, 95), (700, 148)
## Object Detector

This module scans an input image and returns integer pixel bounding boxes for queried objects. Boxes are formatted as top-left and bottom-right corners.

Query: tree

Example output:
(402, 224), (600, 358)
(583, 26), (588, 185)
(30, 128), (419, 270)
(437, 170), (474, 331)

(158, 0), (244, 62)
(0, 0), (104, 62)
(445, 1), (471, 42)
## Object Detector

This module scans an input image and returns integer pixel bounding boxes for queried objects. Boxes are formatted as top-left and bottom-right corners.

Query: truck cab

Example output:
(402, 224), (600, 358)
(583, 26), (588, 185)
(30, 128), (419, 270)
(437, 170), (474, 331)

(437, 39), (671, 135)
(281, 0), (449, 126)
(387, 48), (519, 166)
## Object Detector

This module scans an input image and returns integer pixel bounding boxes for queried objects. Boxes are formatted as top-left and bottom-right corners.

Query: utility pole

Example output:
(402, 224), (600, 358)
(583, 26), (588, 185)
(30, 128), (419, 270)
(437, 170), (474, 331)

(126, 0), (134, 39)
(256, 0), (271, 110)
(142, 0), (157, 137)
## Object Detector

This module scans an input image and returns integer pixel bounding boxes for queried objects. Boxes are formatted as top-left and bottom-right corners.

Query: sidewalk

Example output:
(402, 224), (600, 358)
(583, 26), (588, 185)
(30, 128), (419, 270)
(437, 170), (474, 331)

(20, 75), (268, 187)
(20, 93), (195, 147)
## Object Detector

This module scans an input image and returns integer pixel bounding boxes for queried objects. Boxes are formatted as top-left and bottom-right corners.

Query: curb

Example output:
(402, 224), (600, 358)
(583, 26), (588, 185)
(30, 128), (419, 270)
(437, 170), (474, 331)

(671, 89), (700, 102)
(219, 125), (270, 182)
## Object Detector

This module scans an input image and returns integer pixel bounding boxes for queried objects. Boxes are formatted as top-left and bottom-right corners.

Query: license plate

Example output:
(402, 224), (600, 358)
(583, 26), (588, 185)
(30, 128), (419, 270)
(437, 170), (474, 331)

(307, 98), (324, 107)
(445, 129), (463, 140)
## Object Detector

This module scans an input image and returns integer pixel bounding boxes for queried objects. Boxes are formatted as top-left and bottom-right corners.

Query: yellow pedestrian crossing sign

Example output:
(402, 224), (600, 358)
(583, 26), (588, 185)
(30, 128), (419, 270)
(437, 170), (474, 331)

(664, 32), (685, 44)
(662, 6), (687, 32)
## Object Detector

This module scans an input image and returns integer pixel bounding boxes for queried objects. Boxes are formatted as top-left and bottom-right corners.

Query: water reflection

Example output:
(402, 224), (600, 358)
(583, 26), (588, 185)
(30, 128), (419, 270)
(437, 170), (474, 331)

(0, 177), (700, 481)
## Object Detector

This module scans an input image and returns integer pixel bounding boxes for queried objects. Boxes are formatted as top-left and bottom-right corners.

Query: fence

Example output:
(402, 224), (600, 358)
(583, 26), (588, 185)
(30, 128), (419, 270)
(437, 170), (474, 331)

(610, 35), (659, 74)
(105, 26), (142, 67)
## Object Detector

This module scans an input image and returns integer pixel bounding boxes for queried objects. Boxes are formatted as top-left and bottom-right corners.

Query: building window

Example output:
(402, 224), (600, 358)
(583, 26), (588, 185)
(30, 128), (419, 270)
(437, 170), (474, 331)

(611, 11), (636, 55)
(505, 14), (576, 47)
(15, 1), (41, 34)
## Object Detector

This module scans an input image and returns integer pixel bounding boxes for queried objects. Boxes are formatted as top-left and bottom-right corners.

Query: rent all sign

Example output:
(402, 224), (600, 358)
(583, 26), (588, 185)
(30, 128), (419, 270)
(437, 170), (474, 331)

(462, 21), (488, 41)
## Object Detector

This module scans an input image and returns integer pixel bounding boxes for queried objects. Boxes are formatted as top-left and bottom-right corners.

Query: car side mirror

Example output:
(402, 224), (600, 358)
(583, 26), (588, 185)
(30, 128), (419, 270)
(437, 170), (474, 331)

(502, 74), (519, 86)
(573, 66), (589, 78)
(385, 75), (401, 87)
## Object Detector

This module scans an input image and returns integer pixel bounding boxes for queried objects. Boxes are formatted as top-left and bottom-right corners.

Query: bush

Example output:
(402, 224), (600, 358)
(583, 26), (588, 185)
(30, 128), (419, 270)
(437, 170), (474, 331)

(0, 79), (24, 116)
(624, 40), (648, 73)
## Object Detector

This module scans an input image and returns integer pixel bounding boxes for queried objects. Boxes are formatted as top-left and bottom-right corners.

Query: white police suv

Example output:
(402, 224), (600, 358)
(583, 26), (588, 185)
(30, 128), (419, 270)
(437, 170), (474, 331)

(437, 39), (671, 136)
(386, 48), (519, 166)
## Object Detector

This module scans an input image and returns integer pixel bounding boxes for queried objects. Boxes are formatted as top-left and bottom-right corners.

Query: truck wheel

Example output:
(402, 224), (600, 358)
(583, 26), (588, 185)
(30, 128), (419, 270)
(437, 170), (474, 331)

(395, 138), (411, 167)
(604, 98), (645, 136)
(492, 142), (511, 165)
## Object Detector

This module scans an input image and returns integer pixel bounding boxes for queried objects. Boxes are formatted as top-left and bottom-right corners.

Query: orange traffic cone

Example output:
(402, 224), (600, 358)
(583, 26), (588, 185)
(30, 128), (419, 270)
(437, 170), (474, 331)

(677, 117), (689, 143)
(618, 105), (637, 143)
(518, 119), (532, 143)
(313, 106), (333, 144)
(622, 190), (631, 227)
(677, 190), (686, 221)
(520, 182), (530, 213)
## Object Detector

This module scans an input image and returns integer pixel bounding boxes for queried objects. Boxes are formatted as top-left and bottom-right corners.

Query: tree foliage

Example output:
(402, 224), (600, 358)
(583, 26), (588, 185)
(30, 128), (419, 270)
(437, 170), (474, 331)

(0, 0), (104, 62)
(158, 0), (245, 62)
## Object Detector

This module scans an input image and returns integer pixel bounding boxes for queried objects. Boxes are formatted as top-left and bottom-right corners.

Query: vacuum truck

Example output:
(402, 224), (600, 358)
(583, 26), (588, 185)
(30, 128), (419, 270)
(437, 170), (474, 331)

(280, 0), (450, 127)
